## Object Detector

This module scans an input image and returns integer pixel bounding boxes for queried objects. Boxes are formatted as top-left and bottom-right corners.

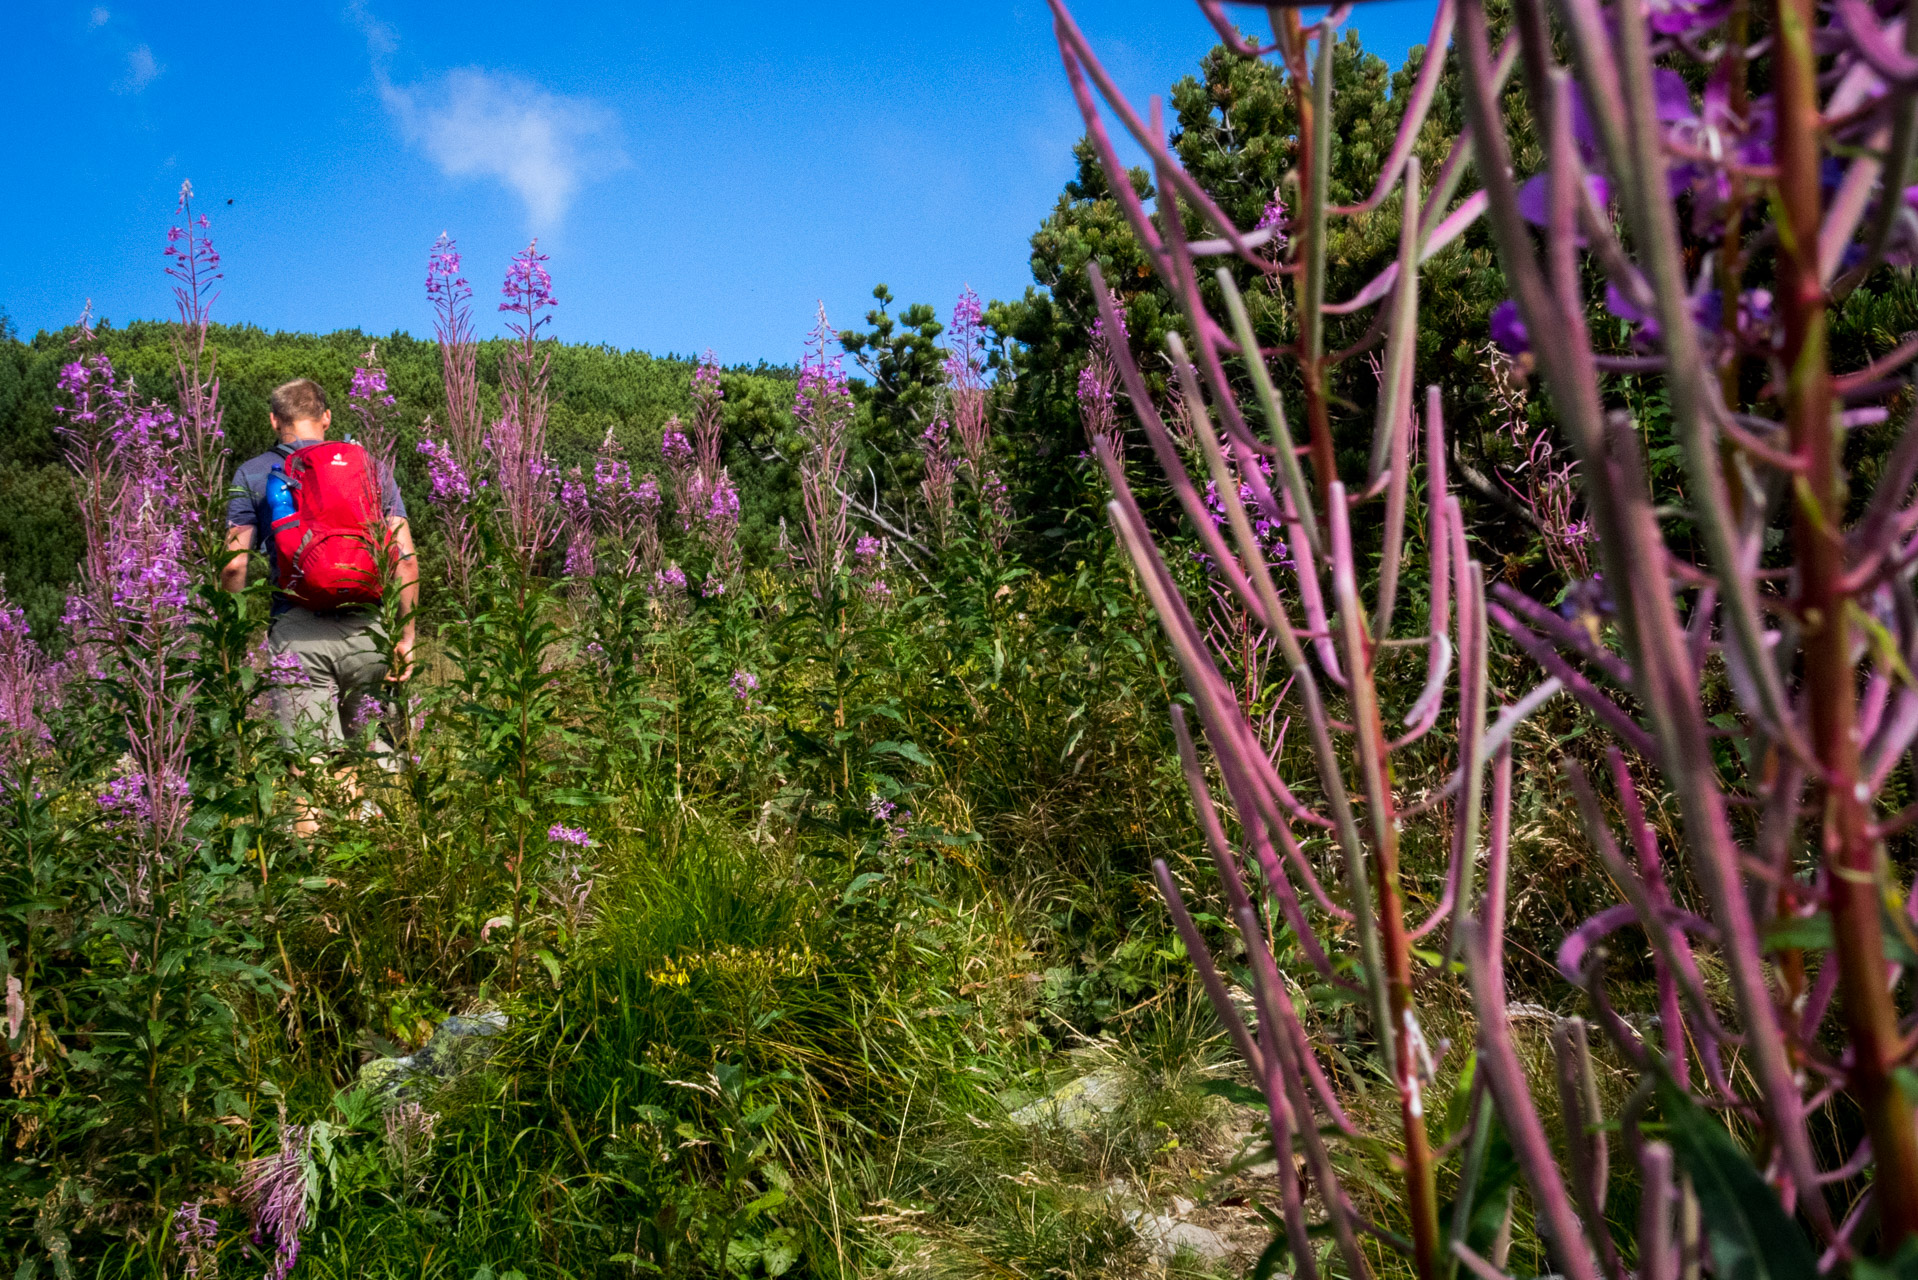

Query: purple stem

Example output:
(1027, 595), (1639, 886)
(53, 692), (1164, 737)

(1458, 917), (1604, 1280)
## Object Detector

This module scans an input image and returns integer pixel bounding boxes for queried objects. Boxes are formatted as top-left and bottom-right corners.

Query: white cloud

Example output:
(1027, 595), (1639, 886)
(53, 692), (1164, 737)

(88, 7), (110, 28)
(379, 67), (621, 229)
(117, 43), (163, 93)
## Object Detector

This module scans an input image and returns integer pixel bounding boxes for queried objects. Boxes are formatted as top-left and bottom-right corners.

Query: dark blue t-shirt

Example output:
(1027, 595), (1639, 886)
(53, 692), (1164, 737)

(226, 442), (407, 597)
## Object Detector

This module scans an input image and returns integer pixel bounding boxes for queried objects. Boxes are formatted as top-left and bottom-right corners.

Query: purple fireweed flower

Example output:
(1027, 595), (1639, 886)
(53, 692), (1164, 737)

(100, 771), (190, 829)
(172, 1201), (219, 1279)
(700, 470), (742, 584)
(1644, 0), (1731, 36)
(661, 428), (693, 463)
(264, 650), (307, 687)
(425, 233), (483, 479)
(1203, 467), (1291, 567)
(1078, 354), (1120, 454)
(795, 305), (854, 595)
(499, 240), (556, 339)
(347, 349), (399, 476)
(920, 419), (959, 548)
(980, 469), (1014, 551)
(240, 1125), (311, 1280)
(944, 287), (993, 473)
(730, 669), (759, 700)
(349, 364), (395, 409)
(345, 697), (383, 738)
(654, 563), (688, 595)
(705, 475), (741, 524)
(692, 350), (724, 404)
(426, 234), (468, 303)
(0, 593), (53, 752)
(1489, 299), (1530, 355)
(1256, 197), (1291, 253)
(164, 182), (231, 520)
(701, 572), (728, 597)
(547, 823), (593, 847)
(490, 244), (562, 569)
(854, 535), (883, 563)
(416, 438), (474, 505)
(560, 466), (596, 579)
(795, 354), (853, 416)
(867, 791), (912, 840)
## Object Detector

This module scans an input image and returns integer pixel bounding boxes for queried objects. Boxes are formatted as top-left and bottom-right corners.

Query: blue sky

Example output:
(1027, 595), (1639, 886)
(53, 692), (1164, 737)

(5, 1), (1439, 365)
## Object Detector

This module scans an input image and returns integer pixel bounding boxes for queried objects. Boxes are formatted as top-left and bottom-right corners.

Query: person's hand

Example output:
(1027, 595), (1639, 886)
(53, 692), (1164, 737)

(387, 632), (416, 683)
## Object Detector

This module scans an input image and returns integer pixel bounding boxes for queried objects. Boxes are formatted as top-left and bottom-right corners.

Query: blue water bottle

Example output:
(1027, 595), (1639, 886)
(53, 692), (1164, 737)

(265, 465), (297, 527)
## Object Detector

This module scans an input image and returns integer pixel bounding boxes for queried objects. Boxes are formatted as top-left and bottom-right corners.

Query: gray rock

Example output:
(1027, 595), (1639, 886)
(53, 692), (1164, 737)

(358, 1010), (508, 1101)
(1125, 1210), (1232, 1262)
(1007, 1067), (1126, 1129)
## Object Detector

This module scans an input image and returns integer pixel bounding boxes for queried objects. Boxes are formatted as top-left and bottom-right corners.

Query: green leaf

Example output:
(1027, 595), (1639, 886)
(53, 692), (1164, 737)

(744, 1187), (787, 1214)
(1855, 1236), (1918, 1280)
(1251, 1233), (1289, 1280)
(870, 740), (932, 768)
(535, 949), (562, 987)
(841, 872), (886, 904)
(1656, 1079), (1817, 1280)
(1196, 1079), (1266, 1108)
(761, 1226), (800, 1277)
(1763, 913), (1832, 953)
(547, 789), (613, 808)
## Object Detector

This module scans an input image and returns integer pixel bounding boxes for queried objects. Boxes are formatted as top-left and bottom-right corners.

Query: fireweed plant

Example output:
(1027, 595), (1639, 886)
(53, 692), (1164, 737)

(15, 196), (285, 1246)
(1060, 0), (1918, 1271)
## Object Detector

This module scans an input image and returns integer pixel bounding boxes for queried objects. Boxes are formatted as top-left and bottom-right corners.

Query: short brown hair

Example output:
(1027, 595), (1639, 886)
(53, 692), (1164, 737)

(269, 379), (329, 424)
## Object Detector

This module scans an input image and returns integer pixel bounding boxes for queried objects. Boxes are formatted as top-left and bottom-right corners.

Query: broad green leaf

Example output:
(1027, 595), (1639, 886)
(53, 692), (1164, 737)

(841, 872), (886, 904)
(1854, 1236), (1918, 1280)
(871, 740), (933, 768)
(1196, 1079), (1266, 1108)
(1657, 1079), (1816, 1280)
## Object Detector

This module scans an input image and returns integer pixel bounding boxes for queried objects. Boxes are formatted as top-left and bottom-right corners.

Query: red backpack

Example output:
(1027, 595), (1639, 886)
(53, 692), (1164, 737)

(268, 441), (391, 609)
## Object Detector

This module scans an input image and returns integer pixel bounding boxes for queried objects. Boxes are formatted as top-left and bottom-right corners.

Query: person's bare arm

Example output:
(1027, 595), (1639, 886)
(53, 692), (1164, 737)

(222, 524), (255, 592)
(387, 517), (419, 681)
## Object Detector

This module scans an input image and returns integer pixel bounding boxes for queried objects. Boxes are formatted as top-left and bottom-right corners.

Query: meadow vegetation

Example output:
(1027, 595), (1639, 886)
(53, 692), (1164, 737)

(11, 0), (1918, 1277)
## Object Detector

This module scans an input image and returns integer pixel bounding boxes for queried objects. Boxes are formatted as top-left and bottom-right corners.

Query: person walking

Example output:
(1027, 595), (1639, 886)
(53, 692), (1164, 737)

(222, 378), (417, 828)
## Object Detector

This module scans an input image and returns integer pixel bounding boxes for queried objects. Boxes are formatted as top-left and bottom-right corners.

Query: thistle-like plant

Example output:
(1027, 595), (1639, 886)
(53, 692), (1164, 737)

(918, 418), (958, 550)
(1076, 288), (1127, 456)
(239, 1124), (312, 1280)
(163, 180), (229, 536)
(0, 585), (54, 766)
(426, 232), (482, 467)
(945, 286), (991, 476)
(794, 305), (853, 598)
(492, 240), (561, 576)
(422, 235), (484, 598)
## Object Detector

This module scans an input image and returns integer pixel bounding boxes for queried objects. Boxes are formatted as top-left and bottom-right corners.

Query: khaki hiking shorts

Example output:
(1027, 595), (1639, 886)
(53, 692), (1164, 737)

(267, 606), (391, 753)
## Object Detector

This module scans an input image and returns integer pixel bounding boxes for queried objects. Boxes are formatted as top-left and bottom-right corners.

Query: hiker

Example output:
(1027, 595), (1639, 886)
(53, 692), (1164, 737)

(222, 379), (418, 803)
